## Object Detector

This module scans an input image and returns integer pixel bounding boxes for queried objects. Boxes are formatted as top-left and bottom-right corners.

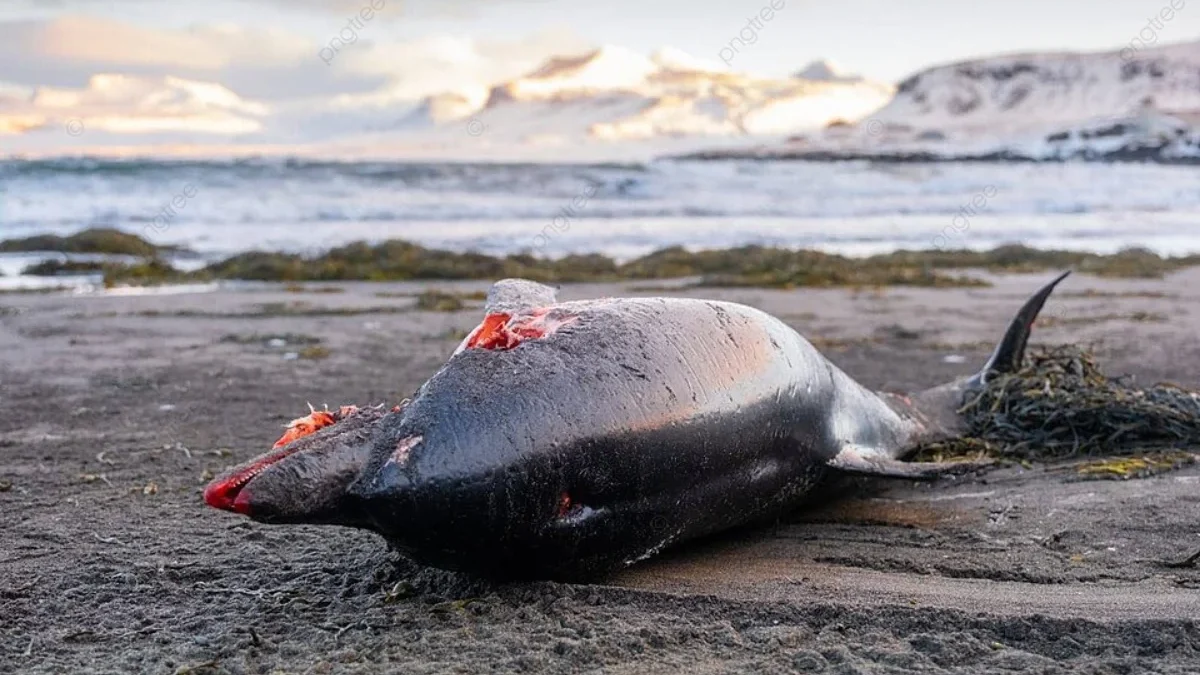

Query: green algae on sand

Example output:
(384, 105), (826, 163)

(8, 228), (1200, 289)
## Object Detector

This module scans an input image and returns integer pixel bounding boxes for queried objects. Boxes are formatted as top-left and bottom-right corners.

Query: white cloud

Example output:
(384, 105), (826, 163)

(0, 14), (589, 98)
(11, 0), (560, 19)
(0, 73), (269, 136)
(333, 29), (592, 101)
(0, 16), (387, 100)
(11, 0), (379, 14)
(0, 13), (592, 148)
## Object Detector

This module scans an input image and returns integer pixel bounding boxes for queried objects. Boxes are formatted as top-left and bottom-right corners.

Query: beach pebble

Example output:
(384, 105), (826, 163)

(267, 338), (288, 348)
(943, 355), (967, 364)
(283, 352), (299, 361)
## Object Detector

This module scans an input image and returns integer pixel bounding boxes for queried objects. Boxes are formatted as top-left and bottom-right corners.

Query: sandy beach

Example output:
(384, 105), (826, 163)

(3, 271), (1200, 674)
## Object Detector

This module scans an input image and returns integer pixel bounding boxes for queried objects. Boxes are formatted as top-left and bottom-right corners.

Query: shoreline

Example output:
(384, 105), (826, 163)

(674, 148), (1200, 165)
(7, 152), (1200, 165)
(5, 228), (1200, 292)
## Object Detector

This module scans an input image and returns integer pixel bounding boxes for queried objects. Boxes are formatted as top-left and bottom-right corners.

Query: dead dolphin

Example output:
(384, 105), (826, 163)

(205, 272), (1070, 579)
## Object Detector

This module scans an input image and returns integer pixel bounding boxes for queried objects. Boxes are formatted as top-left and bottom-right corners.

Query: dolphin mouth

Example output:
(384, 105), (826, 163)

(203, 405), (359, 514)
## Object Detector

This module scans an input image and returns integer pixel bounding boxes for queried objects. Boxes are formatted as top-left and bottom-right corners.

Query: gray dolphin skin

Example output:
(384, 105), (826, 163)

(205, 272), (1071, 579)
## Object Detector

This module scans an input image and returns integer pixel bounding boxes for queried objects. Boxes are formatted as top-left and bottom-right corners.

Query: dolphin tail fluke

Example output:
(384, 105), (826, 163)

(968, 270), (1072, 389)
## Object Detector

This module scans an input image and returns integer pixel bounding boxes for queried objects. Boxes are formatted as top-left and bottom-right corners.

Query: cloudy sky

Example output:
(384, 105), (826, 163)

(0, 0), (1193, 155)
(3, 0), (1185, 84)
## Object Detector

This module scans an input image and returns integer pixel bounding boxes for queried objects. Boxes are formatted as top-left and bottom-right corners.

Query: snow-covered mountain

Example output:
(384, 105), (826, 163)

(793, 59), (864, 83)
(5, 32), (1199, 163)
(693, 39), (1200, 163)
(384, 45), (894, 159)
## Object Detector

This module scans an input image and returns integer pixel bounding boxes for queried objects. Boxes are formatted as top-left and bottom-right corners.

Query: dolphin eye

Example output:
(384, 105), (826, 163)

(555, 491), (573, 517)
(552, 490), (604, 527)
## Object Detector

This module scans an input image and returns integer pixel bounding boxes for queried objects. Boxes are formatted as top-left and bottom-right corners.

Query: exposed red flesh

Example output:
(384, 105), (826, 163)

(204, 405), (358, 513)
(466, 313), (516, 350)
(273, 406), (356, 449)
(464, 309), (573, 351)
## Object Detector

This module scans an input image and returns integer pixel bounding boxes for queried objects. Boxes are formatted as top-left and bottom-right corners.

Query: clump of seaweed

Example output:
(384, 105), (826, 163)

(101, 259), (194, 287)
(21, 259), (107, 276)
(414, 289), (488, 312)
(416, 290), (465, 312)
(631, 245), (988, 288)
(872, 244), (1200, 279)
(0, 228), (189, 257)
(283, 283), (345, 294)
(298, 345), (332, 360)
(919, 346), (1200, 467)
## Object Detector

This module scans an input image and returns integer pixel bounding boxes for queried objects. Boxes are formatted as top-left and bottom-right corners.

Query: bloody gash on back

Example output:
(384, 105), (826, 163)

(205, 274), (1071, 579)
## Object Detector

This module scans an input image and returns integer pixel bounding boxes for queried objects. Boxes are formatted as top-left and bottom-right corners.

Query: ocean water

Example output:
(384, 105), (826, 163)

(2, 158), (1199, 288)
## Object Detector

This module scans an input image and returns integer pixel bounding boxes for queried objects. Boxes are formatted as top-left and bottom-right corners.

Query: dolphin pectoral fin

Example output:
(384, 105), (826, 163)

(828, 446), (992, 480)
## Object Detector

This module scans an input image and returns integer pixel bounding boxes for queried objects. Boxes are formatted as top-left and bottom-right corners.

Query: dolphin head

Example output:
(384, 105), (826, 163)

(203, 405), (390, 526)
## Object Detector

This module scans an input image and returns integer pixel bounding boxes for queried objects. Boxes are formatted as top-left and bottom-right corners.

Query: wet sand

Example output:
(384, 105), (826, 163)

(3, 272), (1200, 674)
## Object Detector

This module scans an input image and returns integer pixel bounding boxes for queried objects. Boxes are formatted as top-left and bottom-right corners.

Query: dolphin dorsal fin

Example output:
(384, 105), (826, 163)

(485, 278), (559, 315)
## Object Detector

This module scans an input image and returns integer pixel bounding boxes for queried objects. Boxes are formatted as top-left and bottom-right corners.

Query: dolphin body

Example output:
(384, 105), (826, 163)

(205, 273), (1070, 579)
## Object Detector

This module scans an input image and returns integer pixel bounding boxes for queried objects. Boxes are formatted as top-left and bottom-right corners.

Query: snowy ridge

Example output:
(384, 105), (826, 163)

(691, 39), (1200, 163)
(383, 45), (894, 159)
(793, 59), (863, 83)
